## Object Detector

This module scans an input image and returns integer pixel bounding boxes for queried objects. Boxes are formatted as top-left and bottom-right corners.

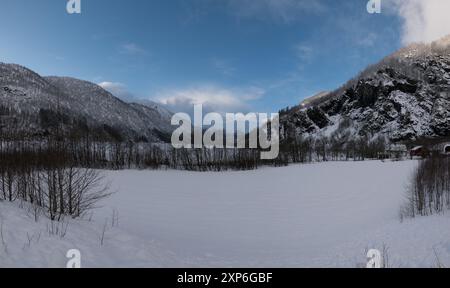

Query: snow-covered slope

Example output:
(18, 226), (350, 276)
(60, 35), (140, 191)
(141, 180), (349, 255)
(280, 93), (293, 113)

(300, 91), (332, 109)
(132, 99), (173, 121)
(46, 76), (174, 142)
(3, 160), (450, 267)
(281, 36), (450, 142)
(0, 63), (173, 142)
(0, 200), (183, 268)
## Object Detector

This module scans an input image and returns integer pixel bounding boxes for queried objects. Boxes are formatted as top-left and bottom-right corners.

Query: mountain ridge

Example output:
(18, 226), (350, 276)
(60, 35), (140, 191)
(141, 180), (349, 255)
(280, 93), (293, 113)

(0, 63), (173, 142)
(280, 36), (450, 143)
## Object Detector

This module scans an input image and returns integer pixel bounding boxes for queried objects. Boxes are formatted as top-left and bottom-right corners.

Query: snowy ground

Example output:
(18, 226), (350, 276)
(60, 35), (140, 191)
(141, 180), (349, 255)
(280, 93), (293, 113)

(0, 200), (182, 268)
(2, 160), (450, 267)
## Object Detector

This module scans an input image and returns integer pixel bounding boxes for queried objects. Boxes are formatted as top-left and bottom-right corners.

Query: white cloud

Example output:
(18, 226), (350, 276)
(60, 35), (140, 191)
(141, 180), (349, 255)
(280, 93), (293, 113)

(119, 43), (148, 55)
(98, 82), (135, 101)
(155, 85), (265, 114)
(388, 0), (450, 44)
(98, 82), (265, 115)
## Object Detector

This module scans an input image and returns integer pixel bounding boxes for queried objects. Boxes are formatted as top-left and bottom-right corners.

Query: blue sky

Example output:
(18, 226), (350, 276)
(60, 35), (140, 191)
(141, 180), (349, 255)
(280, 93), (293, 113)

(0, 0), (443, 114)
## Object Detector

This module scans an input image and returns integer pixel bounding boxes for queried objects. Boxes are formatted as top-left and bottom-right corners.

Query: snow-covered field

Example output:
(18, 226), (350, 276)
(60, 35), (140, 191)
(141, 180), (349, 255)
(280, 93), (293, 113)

(2, 160), (450, 268)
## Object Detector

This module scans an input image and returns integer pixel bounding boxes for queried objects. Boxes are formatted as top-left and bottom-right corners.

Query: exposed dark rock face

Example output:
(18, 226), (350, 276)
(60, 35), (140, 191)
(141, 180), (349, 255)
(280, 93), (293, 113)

(280, 37), (450, 143)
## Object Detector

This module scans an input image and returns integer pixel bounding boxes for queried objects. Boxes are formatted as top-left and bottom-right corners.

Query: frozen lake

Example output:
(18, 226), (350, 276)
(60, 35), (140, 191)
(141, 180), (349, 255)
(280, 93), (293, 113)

(96, 160), (437, 267)
(4, 160), (450, 267)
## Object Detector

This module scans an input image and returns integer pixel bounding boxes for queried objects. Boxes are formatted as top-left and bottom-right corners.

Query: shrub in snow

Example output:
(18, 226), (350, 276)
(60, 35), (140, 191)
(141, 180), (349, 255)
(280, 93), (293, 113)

(0, 141), (111, 221)
(403, 156), (450, 217)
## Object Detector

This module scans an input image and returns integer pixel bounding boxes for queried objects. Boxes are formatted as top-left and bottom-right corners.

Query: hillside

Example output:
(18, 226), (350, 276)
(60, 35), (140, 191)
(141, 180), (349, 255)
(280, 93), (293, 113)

(0, 64), (173, 142)
(280, 36), (450, 143)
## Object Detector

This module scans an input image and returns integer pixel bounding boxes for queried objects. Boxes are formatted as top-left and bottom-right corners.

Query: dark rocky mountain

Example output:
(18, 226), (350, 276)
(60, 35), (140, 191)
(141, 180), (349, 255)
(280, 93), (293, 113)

(280, 35), (450, 143)
(0, 63), (173, 142)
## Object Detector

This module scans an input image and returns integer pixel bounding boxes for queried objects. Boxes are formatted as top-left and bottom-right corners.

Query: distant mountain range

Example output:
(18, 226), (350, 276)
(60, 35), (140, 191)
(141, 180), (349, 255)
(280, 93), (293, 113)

(0, 63), (173, 142)
(2, 35), (450, 145)
(280, 35), (450, 143)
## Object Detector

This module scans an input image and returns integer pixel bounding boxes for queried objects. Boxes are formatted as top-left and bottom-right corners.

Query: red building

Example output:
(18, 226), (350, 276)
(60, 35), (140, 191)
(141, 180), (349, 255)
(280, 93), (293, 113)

(410, 146), (429, 158)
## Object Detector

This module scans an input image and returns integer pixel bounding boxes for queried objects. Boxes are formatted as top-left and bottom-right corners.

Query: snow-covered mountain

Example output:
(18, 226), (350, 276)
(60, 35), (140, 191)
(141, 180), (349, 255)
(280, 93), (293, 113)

(0, 63), (173, 142)
(280, 36), (450, 143)
(132, 99), (173, 122)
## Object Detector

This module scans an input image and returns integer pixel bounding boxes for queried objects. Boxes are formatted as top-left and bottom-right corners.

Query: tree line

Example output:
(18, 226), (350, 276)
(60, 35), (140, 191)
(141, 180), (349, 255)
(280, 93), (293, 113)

(0, 121), (401, 221)
(0, 138), (111, 221)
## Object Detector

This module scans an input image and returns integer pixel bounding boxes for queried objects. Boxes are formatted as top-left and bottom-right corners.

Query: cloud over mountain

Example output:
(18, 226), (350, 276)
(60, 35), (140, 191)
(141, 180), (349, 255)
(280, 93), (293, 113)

(98, 82), (135, 102)
(389, 0), (450, 44)
(155, 85), (265, 115)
